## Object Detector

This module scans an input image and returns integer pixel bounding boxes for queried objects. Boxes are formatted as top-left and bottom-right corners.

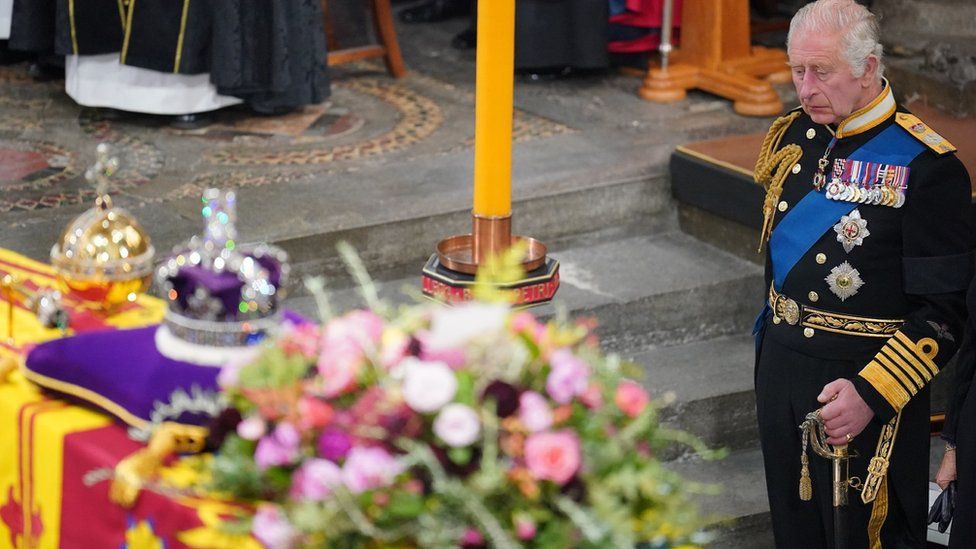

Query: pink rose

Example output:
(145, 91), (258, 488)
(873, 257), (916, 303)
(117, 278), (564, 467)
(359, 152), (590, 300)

(515, 515), (537, 541)
(524, 430), (581, 485)
(254, 422), (301, 470)
(290, 458), (342, 501)
(615, 380), (650, 418)
(298, 397), (334, 430)
(341, 446), (404, 494)
(278, 321), (321, 359)
(518, 391), (553, 433)
(579, 383), (603, 409)
(251, 504), (297, 549)
(545, 349), (590, 404)
(510, 311), (543, 335)
(316, 343), (363, 398)
(317, 311), (385, 398)
(460, 528), (485, 547)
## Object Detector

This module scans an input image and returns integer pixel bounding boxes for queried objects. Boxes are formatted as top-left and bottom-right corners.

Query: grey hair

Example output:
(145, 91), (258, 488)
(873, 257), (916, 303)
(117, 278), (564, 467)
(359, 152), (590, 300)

(787, 0), (885, 80)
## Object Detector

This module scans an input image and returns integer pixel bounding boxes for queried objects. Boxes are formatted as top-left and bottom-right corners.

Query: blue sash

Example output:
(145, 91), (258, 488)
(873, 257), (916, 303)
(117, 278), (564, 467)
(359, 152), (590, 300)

(768, 123), (926, 290)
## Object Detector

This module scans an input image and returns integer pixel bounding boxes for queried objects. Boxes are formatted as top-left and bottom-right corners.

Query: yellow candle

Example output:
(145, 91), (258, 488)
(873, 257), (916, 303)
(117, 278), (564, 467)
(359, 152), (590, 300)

(472, 0), (515, 218)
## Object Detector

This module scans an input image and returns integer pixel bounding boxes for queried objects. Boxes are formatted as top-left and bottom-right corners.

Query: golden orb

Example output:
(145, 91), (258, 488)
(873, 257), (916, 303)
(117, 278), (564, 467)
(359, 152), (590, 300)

(50, 194), (155, 311)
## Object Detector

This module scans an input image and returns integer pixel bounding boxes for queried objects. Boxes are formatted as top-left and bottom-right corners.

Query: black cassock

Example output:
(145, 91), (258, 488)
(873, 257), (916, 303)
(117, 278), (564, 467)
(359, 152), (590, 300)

(122, 0), (329, 113)
(9, 0), (123, 55)
(10, 0), (329, 113)
(514, 0), (608, 71)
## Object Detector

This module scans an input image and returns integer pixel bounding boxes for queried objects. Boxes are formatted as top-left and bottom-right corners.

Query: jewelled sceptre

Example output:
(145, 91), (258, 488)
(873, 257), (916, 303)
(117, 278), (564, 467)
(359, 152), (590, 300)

(1, 273), (69, 340)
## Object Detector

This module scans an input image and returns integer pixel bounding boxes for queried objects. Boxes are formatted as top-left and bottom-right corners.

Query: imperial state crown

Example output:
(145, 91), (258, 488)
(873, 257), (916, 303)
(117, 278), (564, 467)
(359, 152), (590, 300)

(154, 188), (289, 365)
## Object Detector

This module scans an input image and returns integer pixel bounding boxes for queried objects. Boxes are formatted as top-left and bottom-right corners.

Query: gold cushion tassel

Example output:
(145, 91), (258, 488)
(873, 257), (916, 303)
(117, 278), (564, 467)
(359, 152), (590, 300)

(109, 422), (209, 507)
(861, 412), (901, 549)
(755, 111), (802, 252)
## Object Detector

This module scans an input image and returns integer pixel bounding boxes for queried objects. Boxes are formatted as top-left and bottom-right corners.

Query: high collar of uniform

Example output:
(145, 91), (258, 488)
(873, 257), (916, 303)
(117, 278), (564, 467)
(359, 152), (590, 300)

(833, 79), (895, 139)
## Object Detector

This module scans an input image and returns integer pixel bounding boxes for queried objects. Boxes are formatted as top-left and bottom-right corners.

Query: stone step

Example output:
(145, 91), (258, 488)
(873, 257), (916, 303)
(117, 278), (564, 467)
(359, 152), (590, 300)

(667, 448), (774, 549)
(632, 335), (759, 453)
(2, 131), (677, 285)
(282, 227), (765, 353)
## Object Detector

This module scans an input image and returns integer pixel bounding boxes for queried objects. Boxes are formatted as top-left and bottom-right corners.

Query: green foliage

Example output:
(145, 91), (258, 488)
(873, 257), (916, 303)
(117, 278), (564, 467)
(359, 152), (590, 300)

(238, 346), (312, 390)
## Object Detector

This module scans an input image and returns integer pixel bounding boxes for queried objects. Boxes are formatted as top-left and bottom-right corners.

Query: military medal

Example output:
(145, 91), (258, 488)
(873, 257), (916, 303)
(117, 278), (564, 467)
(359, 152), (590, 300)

(826, 158), (910, 208)
(833, 209), (870, 253)
(825, 261), (864, 301)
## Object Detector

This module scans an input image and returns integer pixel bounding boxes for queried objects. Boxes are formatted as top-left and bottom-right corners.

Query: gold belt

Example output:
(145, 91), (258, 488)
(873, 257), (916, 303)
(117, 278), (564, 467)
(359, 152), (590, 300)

(768, 285), (903, 338)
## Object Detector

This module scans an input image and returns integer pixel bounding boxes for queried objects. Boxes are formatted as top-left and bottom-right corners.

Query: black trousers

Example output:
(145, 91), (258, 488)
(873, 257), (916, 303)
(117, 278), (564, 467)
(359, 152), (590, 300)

(756, 334), (929, 548)
(949, 384), (976, 548)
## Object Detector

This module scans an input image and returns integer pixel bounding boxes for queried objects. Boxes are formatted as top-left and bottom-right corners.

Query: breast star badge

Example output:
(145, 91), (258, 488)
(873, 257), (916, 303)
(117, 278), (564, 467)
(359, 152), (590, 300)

(833, 209), (870, 253)
(825, 261), (864, 301)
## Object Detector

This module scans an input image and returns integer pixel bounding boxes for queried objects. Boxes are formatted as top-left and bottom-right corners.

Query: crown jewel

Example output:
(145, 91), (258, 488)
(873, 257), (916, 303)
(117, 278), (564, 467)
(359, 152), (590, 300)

(155, 189), (289, 352)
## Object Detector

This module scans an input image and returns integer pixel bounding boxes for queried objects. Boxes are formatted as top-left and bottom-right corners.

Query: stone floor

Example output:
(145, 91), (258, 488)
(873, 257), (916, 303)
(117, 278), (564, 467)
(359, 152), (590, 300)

(0, 5), (783, 271)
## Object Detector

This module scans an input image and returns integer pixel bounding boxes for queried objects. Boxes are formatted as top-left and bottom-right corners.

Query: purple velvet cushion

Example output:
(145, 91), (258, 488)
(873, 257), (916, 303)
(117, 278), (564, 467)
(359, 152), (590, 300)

(24, 325), (222, 427)
(23, 311), (305, 427)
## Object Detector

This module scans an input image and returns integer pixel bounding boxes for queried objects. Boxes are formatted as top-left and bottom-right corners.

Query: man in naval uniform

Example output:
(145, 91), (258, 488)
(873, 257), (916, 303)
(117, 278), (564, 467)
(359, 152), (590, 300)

(754, 0), (972, 547)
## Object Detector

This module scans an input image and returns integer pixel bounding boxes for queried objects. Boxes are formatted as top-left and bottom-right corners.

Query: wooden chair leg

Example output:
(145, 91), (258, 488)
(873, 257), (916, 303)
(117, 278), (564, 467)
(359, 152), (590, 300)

(369, 0), (406, 78)
(321, 0), (340, 53)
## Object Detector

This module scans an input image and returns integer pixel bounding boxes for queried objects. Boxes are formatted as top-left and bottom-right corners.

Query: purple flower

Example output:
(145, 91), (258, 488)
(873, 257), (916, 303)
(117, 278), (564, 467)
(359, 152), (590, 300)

(341, 446), (404, 494)
(518, 391), (553, 432)
(317, 428), (353, 462)
(289, 459), (342, 501)
(545, 349), (590, 404)
(254, 422), (301, 470)
(251, 504), (297, 549)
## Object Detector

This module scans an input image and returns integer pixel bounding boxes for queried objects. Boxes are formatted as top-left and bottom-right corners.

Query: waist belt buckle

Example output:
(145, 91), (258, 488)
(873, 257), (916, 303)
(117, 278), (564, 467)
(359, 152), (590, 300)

(773, 293), (801, 326)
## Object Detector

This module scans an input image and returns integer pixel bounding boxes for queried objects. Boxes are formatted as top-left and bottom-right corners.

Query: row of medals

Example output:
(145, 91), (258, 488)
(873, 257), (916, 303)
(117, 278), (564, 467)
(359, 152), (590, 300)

(818, 159), (906, 208)
(826, 179), (905, 208)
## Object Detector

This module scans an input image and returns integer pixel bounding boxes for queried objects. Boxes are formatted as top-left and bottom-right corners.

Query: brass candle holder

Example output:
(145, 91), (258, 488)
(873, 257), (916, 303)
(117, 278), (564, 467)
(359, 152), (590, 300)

(423, 214), (559, 306)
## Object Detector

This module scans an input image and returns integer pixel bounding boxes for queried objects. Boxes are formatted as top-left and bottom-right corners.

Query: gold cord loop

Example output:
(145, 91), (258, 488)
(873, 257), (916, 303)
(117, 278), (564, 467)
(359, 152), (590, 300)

(755, 111), (803, 252)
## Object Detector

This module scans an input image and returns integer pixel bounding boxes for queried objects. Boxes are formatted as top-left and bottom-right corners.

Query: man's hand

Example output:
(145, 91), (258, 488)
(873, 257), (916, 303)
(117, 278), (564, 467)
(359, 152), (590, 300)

(936, 449), (957, 490)
(817, 379), (874, 445)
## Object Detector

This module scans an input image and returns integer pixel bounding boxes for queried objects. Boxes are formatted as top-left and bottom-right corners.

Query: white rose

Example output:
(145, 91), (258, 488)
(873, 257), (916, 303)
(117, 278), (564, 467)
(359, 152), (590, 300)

(400, 357), (457, 413)
(433, 403), (481, 448)
(426, 303), (508, 351)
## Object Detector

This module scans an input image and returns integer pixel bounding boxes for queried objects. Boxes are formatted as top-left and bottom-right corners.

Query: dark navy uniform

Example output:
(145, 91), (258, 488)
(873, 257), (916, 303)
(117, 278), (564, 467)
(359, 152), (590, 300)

(754, 82), (973, 548)
(942, 282), (976, 548)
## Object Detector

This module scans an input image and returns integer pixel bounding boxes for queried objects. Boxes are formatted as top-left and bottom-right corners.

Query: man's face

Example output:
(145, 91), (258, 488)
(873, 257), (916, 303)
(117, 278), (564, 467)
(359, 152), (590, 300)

(788, 30), (871, 125)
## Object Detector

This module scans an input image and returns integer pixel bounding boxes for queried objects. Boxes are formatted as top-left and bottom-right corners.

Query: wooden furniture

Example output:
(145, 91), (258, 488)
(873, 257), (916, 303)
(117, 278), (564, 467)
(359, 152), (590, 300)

(322, 0), (406, 78)
(640, 0), (790, 116)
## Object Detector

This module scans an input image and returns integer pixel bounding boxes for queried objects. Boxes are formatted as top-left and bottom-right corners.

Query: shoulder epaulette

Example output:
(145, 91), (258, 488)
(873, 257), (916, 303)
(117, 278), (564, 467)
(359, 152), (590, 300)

(895, 113), (956, 155)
